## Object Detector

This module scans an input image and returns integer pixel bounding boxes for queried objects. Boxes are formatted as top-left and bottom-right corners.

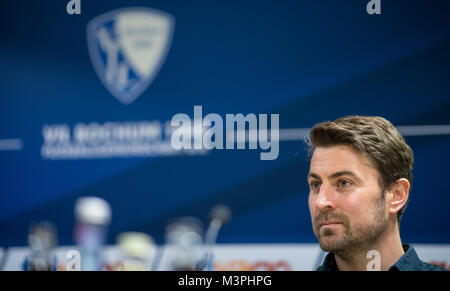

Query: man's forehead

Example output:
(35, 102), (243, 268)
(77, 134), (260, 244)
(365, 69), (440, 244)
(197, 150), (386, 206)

(309, 145), (377, 177)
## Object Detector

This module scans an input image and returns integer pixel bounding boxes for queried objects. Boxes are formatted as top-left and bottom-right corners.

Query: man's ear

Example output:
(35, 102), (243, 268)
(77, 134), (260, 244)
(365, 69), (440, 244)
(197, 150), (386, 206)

(388, 178), (410, 215)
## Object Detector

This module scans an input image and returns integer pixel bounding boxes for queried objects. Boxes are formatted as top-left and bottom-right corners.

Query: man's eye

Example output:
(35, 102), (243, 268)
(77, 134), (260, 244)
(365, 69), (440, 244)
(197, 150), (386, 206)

(310, 182), (320, 190)
(338, 179), (351, 188)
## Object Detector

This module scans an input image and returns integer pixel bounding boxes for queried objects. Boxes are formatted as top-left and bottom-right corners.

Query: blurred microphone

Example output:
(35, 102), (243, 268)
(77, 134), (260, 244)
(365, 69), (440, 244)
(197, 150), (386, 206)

(205, 204), (231, 245)
(74, 196), (111, 271)
(201, 204), (232, 270)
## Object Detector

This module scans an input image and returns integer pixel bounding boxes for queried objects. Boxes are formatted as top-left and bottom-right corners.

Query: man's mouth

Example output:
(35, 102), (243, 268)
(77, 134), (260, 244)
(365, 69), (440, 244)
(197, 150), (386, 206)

(320, 221), (341, 227)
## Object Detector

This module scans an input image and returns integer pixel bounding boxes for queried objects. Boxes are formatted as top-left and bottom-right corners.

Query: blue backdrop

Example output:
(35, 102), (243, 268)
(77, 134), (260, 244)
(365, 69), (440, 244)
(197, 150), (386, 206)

(1, 0), (450, 246)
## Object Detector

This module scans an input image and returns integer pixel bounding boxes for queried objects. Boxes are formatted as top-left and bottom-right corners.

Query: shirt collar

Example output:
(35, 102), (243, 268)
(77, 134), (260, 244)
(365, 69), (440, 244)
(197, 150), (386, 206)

(318, 244), (421, 271)
(389, 244), (422, 271)
(319, 251), (338, 271)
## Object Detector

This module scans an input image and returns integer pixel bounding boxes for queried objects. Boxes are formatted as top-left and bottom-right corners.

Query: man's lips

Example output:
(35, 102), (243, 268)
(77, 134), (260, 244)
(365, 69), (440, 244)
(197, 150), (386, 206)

(319, 221), (341, 227)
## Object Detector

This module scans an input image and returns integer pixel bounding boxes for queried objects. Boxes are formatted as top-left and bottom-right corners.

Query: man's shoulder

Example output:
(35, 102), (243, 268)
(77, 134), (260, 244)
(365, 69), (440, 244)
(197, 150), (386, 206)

(393, 245), (449, 271)
(317, 246), (449, 271)
(419, 261), (448, 271)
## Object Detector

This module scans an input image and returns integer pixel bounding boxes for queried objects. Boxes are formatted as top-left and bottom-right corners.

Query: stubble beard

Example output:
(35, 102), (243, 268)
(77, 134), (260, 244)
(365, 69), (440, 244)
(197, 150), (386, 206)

(314, 192), (389, 257)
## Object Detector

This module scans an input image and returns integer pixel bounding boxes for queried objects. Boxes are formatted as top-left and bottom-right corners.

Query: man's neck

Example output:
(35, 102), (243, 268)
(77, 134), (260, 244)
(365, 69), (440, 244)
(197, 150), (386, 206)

(334, 225), (405, 271)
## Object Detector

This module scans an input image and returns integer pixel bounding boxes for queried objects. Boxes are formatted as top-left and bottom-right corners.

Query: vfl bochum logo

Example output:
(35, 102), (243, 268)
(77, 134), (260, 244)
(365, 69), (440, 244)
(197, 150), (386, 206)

(87, 8), (175, 104)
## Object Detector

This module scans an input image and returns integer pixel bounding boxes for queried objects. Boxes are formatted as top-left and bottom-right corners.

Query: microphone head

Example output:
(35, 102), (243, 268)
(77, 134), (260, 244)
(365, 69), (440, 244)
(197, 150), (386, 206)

(209, 204), (231, 224)
(75, 196), (111, 225)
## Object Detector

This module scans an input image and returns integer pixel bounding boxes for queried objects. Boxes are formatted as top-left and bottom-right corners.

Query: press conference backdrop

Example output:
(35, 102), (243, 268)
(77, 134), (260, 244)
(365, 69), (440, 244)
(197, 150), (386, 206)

(1, 0), (450, 264)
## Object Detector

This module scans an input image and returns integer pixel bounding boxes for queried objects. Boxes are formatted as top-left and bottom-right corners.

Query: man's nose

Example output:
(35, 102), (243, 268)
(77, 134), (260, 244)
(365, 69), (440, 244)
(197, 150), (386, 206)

(315, 183), (336, 210)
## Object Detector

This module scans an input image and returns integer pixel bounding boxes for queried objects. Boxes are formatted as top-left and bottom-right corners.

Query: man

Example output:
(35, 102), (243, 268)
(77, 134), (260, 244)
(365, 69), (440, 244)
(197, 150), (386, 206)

(307, 116), (447, 271)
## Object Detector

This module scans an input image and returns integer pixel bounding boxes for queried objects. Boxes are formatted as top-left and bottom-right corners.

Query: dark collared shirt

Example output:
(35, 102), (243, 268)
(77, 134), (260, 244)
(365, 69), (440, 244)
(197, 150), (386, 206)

(317, 244), (448, 271)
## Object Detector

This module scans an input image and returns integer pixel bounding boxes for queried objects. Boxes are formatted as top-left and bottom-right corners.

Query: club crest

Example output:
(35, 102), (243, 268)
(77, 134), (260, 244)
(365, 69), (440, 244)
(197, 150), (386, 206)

(87, 8), (175, 104)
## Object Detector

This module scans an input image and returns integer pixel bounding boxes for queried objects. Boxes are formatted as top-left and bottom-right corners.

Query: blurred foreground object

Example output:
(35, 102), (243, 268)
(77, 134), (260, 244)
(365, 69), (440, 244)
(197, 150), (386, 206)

(74, 196), (111, 271)
(162, 205), (232, 270)
(206, 204), (231, 246)
(116, 232), (156, 271)
(24, 221), (58, 271)
(165, 216), (204, 270)
(204, 205), (232, 270)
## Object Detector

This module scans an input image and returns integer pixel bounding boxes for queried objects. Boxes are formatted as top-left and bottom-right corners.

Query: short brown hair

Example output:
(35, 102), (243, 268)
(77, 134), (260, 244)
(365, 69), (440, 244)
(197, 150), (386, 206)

(308, 115), (414, 224)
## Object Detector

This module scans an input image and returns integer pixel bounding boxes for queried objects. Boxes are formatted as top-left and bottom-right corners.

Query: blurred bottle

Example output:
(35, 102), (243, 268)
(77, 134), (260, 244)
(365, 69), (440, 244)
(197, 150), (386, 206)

(161, 206), (231, 271)
(74, 196), (111, 271)
(116, 232), (156, 271)
(165, 217), (204, 271)
(24, 221), (58, 271)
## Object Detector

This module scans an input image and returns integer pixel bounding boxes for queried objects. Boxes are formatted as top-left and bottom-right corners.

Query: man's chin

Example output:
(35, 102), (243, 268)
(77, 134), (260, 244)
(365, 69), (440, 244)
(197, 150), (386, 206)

(318, 235), (345, 252)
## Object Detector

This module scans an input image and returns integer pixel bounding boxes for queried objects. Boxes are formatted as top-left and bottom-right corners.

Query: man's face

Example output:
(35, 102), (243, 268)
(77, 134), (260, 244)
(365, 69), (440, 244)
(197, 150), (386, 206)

(308, 145), (389, 253)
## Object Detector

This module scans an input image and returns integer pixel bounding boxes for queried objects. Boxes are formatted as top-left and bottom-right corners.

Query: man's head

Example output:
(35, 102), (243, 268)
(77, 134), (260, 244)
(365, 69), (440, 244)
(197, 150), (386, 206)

(307, 116), (413, 253)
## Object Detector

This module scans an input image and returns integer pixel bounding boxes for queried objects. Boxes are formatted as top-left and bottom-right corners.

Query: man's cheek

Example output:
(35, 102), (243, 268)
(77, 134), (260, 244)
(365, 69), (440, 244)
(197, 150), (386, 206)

(343, 197), (365, 217)
(308, 196), (315, 215)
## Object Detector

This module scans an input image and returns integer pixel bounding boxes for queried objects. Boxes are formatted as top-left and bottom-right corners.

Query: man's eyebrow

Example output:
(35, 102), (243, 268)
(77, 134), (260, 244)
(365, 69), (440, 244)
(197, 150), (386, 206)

(308, 172), (321, 180)
(308, 171), (361, 182)
(328, 171), (359, 180)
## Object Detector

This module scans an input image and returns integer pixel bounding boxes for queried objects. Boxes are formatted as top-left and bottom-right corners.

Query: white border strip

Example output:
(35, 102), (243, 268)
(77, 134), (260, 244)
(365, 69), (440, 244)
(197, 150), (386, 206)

(277, 125), (450, 141)
(0, 139), (23, 151)
(1, 125), (449, 152)
(237, 125), (450, 142)
(396, 125), (450, 136)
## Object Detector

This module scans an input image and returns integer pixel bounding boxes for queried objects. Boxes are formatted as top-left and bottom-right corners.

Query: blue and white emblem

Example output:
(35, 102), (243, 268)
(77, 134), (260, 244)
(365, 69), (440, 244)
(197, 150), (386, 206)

(87, 8), (175, 104)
